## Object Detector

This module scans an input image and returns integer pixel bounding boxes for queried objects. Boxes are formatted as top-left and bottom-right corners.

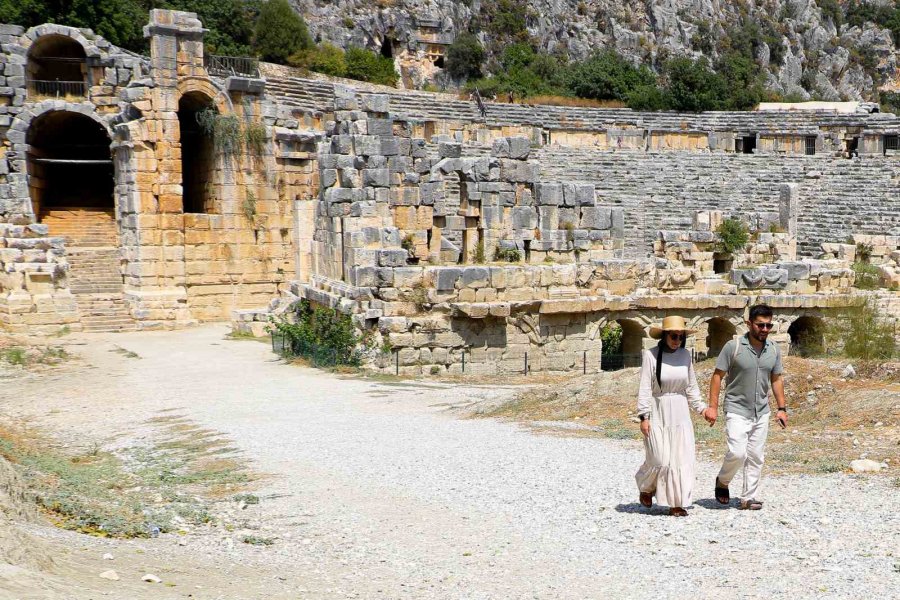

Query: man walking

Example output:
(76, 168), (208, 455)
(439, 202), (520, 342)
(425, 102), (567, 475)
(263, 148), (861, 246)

(704, 304), (788, 510)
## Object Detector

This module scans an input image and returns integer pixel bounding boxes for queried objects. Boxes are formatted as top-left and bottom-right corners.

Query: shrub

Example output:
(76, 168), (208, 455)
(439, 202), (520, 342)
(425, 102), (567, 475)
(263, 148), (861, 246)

(289, 43), (348, 77)
(819, 0), (843, 30)
(626, 83), (669, 111)
(446, 33), (485, 79)
(852, 261), (881, 289)
(566, 51), (657, 102)
(271, 300), (365, 366)
(344, 47), (398, 86)
(600, 323), (623, 356)
(244, 122), (267, 156)
(664, 57), (728, 112)
(196, 108), (242, 160)
(473, 241), (486, 263)
(242, 189), (257, 223)
(494, 246), (522, 262)
(716, 218), (750, 254)
(826, 299), (897, 360)
(253, 0), (313, 64)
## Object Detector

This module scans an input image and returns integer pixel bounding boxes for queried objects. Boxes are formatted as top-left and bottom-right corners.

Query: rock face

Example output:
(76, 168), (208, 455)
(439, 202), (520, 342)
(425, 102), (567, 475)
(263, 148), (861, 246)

(295, 0), (899, 99)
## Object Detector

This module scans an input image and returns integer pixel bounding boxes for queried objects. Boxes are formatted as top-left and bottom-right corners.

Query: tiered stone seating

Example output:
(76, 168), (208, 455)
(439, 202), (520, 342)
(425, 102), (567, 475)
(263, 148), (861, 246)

(43, 208), (138, 333)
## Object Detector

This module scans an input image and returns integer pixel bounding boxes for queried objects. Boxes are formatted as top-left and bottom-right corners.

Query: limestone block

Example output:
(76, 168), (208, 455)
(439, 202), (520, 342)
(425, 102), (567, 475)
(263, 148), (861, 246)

(507, 137), (531, 159)
(580, 207), (612, 230)
(538, 206), (559, 230)
(730, 267), (789, 289)
(500, 160), (539, 183)
(331, 135), (352, 154)
(439, 142), (461, 158)
(362, 169), (390, 187)
(462, 267), (490, 288)
(563, 183), (595, 207)
(435, 267), (462, 291)
(359, 94), (389, 113)
(778, 261), (811, 280)
(491, 137), (510, 158)
(534, 182), (562, 206)
(511, 206), (538, 230)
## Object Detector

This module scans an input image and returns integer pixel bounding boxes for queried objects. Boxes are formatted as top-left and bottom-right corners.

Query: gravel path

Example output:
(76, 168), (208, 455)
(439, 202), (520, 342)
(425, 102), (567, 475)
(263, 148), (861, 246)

(5, 325), (899, 599)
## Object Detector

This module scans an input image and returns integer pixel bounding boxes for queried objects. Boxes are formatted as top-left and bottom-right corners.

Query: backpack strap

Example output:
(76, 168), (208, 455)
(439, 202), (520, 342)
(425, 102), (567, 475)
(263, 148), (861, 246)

(731, 333), (742, 366)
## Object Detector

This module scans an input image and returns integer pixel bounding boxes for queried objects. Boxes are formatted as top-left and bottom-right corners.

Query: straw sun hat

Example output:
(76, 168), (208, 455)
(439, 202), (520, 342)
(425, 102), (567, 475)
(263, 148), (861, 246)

(648, 315), (697, 339)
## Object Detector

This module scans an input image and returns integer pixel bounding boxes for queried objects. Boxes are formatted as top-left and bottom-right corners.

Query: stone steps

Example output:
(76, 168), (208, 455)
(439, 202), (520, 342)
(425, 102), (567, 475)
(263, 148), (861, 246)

(62, 242), (137, 333)
(42, 207), (118, 247)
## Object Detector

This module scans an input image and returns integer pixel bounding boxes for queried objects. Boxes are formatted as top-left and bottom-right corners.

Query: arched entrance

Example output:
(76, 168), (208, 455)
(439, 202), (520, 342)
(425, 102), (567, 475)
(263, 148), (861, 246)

(178, 91), (217, 214)
(705, 317), (737, 360)
(28, 111), (114, 238)
(601, 318), (646, 370)
(789, 316), (826, 357)
(26, 34), (87, 98)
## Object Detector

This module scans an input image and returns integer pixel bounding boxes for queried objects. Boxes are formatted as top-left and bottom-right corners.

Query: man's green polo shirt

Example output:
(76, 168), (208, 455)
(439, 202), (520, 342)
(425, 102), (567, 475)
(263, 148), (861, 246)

(715, 334), (784, 419)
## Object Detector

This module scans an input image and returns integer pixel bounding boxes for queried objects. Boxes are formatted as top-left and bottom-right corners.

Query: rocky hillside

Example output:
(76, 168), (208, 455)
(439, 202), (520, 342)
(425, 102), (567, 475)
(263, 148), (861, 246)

(295, 0), (899, 101)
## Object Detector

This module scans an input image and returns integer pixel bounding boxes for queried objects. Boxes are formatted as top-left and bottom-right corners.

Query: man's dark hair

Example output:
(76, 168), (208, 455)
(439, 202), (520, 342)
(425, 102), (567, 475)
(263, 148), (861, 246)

(748, 304), (774, 321)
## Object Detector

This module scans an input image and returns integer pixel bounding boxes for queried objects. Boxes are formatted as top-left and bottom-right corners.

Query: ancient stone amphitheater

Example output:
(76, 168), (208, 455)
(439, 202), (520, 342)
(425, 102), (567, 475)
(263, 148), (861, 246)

(0, 10), (897, 373)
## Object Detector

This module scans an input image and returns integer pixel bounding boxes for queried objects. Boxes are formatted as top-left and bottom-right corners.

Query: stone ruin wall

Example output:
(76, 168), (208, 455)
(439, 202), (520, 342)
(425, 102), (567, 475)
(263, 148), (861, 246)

(0, 9), (897, 370)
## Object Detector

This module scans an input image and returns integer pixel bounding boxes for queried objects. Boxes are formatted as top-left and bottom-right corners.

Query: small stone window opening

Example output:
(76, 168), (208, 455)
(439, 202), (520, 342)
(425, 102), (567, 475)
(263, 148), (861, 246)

(845, 137), (859, 158)
(524, 239), (531, 262)
(433, 56), (445, 68)
(26, 34), (88, 98)
(884, 134), (899, 155)
(804, 136), (816, 156)
(178, 92), (217, 214)
(739, 135), (757, 154)
(713, 257), (733, 274)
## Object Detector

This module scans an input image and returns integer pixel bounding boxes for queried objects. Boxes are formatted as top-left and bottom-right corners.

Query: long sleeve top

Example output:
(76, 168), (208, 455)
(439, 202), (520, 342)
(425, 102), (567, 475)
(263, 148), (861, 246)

(637, 347), (706, 416)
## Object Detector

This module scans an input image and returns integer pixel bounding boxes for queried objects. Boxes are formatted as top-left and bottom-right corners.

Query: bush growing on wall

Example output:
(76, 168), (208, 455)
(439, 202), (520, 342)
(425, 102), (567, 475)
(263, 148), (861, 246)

(826, 299), (897, 360)
(290, 43), (348, 77)
(566, 51), (657, 102)
(716, 218), (750, 254)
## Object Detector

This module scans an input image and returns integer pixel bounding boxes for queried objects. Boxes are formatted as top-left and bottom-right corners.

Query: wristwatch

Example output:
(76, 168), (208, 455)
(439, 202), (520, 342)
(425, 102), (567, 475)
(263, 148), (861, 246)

(639, 413), (649, 422)
(776, 407), (787, 414)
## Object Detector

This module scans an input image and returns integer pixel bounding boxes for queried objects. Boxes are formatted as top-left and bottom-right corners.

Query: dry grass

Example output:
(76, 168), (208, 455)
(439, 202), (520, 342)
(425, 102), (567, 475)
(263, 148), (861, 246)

(525, 95), (627, 109)
(473, 357), (900, 476)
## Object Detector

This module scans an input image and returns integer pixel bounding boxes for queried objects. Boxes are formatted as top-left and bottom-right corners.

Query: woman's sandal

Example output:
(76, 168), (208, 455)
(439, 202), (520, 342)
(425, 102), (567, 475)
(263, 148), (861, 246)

(714, 478), (730, 505)
(739, 499), (763, 510)
(669, 507), (688, 517)
(639, 492), (653, 508)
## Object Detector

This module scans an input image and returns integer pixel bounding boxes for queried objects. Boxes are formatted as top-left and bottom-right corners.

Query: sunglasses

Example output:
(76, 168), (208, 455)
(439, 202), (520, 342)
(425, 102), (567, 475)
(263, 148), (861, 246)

(666, 332), (685, 340)
(752, 322), (774, 330)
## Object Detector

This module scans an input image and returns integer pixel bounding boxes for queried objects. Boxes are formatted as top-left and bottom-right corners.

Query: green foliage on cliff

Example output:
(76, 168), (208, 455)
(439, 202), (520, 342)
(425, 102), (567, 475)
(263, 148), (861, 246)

(252, 0), (312, 64)
(290, 43), (348, 77)
(344, 47), (398, 86)
(565, 51), (657, 102)
(446, 32), (485, 79)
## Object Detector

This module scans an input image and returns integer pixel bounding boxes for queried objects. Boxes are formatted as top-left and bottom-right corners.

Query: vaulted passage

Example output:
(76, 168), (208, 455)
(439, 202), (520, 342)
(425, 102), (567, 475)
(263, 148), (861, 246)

(26, 34), (87, 98)
(789, 316), (826, 357)
(28, 111), (113, 221)
(705, 317), (737, 360)
(179, 92), (216, 213)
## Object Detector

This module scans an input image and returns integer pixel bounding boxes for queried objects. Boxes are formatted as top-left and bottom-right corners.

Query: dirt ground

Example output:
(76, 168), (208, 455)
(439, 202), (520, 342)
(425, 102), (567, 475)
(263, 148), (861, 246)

(0, 325), (898, 599)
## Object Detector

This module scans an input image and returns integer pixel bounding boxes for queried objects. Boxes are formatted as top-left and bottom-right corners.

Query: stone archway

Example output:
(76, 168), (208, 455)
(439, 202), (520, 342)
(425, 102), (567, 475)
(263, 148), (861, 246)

(26, 110), (115, 241)
(178, 91), (218, 214)
(25, 33), (88, 99)
(788, 315), (826, 357)
(705, 317), (737, 360)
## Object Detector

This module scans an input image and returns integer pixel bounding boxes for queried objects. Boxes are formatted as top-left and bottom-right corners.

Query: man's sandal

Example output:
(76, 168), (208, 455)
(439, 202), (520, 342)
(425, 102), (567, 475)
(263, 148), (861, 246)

(639, 492), (653, 508)
(739, 499), (763, 510)
(669, 507), (688, 517)
(714, 478), (730, 505)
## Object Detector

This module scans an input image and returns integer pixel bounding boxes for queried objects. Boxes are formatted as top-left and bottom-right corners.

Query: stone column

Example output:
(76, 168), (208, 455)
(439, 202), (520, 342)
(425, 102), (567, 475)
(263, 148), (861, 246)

(779, 183), (799, 236)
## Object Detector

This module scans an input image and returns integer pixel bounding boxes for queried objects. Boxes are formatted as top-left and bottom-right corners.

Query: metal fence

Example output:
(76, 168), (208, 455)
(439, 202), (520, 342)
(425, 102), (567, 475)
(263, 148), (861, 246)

(270, 330), (361, 368)
(27, 79), (86, 98)
(204, 54), (260, 78)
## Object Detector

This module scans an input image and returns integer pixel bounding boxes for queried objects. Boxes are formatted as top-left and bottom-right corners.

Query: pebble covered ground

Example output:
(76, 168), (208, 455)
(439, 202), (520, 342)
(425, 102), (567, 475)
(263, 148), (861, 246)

(3, 325), (899, 599)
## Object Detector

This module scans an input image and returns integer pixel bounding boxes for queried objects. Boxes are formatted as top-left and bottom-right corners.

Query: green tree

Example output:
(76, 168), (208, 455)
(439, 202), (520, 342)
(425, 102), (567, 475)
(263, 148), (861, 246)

(445, 32), (484, 79)
(664, 57), (727, 112)
(716, 52), (766, 110)
(566, 51), (656, 102)
(252, 0), (312, 64)
(344, 47), (398, 86)
(626, 83), (669, 111)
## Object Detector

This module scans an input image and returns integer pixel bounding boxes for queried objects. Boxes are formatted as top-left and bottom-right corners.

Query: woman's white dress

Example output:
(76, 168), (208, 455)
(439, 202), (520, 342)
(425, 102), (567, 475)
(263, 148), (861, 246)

(634, 347), (707, 508)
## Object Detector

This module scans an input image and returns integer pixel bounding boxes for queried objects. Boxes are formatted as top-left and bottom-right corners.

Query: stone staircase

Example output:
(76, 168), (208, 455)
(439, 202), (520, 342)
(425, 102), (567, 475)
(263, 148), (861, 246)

(43, 208), (138, 333)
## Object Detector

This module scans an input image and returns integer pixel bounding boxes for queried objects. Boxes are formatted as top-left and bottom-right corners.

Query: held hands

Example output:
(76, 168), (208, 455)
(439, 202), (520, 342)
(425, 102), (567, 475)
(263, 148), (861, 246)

(702, 407), (718, 427)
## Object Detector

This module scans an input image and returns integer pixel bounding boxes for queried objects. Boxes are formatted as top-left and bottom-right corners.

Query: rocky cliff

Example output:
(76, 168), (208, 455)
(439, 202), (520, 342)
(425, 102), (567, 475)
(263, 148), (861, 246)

(294, 0), (899, 100)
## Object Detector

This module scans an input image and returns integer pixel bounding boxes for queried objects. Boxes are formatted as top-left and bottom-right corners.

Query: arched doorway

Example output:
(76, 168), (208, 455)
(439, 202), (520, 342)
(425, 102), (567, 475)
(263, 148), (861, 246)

(178, 92), (217, 214)
(705, 317), (737, 360)
(601, 319), (646, 370)
(789, 316), (825, 357)
(28, 111), (114, 234)
(26, 35), (87, 98)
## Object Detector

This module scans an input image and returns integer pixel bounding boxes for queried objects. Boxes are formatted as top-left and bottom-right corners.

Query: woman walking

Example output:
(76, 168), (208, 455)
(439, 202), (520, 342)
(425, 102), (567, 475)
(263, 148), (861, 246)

(635, 316), (714, 516)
